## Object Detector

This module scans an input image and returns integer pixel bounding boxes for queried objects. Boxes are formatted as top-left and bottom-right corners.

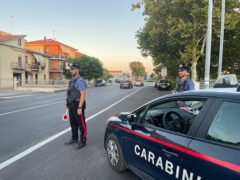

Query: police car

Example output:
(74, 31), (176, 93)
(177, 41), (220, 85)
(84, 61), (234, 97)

(104, 91), (240, 180)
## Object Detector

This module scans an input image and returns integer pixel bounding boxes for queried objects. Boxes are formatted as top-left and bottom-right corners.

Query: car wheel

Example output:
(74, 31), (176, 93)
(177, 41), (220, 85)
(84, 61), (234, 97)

(106, 133), (126, 172)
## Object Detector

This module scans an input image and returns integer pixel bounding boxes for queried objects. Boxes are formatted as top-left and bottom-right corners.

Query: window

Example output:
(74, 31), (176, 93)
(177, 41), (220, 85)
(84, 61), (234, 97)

(18, 56), (22, 68)
(144, 99), (205, 134)
(18, 39), (21, 46)
(206, 101), (240, 147)
(25, 56), (28, 64)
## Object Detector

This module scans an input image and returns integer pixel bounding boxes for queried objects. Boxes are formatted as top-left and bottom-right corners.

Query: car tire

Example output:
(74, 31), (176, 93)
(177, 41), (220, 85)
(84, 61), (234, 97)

(106, 133), (126, 172)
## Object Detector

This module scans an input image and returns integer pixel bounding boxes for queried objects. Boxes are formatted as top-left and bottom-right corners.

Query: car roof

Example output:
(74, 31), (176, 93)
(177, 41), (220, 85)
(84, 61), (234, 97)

(141, 90), (240, 107)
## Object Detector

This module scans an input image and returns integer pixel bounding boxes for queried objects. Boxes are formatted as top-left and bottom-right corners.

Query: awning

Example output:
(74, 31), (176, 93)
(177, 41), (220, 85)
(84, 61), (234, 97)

(33, 54), (45, 64)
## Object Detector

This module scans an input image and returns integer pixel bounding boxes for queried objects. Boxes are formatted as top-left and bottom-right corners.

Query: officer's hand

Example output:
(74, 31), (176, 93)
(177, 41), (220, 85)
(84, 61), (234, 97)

(77, 109), (82, 115)
(66, 101), (68, 110)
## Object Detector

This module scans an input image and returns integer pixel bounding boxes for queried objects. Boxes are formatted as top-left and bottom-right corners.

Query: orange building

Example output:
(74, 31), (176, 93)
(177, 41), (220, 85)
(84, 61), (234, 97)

(75, 52), (84, 57)
(26, 37), (80, 79)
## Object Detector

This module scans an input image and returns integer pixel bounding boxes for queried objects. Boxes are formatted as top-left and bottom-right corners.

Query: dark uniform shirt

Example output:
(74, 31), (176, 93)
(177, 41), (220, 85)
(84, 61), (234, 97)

(176, 78), (195, 92)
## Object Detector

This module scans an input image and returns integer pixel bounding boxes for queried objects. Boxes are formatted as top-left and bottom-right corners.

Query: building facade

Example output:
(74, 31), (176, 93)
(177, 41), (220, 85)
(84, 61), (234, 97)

(26, 37), (79, 79)
(0, 31), (50, 88)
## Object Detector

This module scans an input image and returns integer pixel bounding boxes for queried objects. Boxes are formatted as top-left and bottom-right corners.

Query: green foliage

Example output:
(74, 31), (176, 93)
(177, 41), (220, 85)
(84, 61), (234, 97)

(63, 55), (104, 80)
(132, 0), (240, 80)
(129, 61), (146, 79)
(102, 68), (113, 80)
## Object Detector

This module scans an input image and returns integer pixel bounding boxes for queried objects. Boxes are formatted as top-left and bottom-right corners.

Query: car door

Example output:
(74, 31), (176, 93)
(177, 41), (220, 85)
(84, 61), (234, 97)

(182, 99), (240, 180)
(122, 96), (213, 179)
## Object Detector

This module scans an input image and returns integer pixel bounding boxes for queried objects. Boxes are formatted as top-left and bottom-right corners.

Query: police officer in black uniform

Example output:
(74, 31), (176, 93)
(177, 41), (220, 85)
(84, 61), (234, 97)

(65, 63), (87, 149)
(175, 64), (195, 92)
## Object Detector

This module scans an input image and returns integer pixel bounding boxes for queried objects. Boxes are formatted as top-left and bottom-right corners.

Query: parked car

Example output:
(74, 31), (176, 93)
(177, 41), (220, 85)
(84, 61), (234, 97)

(134, 80), (144, 86)
(95, 80), (106, 87)
(106, 79), (112, 83)
(104, 91), (240, 179)
(120, 80), (133, 89)
(157, 80), (171, 90)
(213, 74), (238, 88)
(115, 78), (122, 83)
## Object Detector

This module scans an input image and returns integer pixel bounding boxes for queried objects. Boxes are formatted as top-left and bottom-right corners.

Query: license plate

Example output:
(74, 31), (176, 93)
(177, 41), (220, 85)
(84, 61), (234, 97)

(162, 85), (166, 88)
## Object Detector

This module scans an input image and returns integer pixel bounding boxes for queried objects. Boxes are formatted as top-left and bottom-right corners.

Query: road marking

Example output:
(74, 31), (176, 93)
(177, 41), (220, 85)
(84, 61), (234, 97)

(0, 87), (145, 170)
(0, 101), (64, 116)
(0, 94), (34, 99)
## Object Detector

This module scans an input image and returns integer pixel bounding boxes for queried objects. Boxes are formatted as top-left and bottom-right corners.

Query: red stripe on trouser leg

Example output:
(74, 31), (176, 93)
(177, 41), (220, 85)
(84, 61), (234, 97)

(81, 114), (86, 142)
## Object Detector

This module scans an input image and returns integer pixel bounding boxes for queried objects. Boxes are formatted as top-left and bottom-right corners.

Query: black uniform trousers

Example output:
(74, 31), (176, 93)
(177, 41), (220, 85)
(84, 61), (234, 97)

(68, 101), (87, 143)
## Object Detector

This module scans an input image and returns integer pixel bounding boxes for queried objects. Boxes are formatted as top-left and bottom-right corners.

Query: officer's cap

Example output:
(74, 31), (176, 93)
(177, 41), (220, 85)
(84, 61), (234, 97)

(70, 63), (80, 70)
(179, 64), (188, 72)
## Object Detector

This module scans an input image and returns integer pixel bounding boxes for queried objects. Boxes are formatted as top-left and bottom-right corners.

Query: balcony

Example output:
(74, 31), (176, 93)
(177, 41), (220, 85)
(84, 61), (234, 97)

(48, 67), (63, 73)
(25, 63), (39, 71)
(11, 62), (25, 70)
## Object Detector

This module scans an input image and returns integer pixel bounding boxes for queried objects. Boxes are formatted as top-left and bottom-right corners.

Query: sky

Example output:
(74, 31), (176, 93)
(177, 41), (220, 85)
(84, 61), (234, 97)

(0, 0), (153, 74)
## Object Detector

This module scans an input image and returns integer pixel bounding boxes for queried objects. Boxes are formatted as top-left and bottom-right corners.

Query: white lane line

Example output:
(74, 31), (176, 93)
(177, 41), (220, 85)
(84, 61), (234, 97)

(0, 101), (64, 116)
(0, 94), (34, 99)
(0, 87), (145, 170)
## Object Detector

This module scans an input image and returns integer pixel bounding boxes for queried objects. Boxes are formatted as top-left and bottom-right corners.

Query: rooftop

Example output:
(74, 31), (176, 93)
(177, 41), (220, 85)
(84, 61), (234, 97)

(26, 37), (78, 51)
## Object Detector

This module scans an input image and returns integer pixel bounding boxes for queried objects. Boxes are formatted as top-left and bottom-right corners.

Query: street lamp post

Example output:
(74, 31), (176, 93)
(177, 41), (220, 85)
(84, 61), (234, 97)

(218, 0), (226, 77)
(204, 0), (213, 89)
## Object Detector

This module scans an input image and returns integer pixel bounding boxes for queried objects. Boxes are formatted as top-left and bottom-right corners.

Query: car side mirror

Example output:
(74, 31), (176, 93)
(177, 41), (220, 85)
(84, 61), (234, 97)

(127, 114), (136, 125)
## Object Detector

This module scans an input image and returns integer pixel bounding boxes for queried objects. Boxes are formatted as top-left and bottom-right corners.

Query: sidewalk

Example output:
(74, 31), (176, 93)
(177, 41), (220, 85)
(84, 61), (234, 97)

(0, 86), (68, 98)
(15, 85), (68, 93)
(0, 88), (35, 98)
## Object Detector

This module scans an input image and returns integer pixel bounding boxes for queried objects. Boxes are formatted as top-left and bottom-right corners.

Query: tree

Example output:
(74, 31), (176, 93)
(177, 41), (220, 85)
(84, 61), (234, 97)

(129, 61), (146, 79)
(63, 55), (104, 80)
(132, 0), (240, 81)
(102, 68), (113, 80)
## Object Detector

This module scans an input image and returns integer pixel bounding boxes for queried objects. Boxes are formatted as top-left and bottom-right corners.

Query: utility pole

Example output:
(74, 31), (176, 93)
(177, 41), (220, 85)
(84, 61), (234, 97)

(218, 0), (226, 77)
(204, 0), (213, 89)
(53, 30), (56, 40)
(147, 58), (148, 79)
(10, 15), (14, 34)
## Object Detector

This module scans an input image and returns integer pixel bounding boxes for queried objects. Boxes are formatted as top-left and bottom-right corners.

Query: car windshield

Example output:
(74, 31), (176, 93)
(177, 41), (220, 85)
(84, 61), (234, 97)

(160, 80), (168, 83)
(96, 80), (103, 83)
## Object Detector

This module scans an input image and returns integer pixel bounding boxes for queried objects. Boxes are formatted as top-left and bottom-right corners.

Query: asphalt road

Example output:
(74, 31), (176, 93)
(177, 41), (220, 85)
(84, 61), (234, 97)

(0, 83), (169, 180)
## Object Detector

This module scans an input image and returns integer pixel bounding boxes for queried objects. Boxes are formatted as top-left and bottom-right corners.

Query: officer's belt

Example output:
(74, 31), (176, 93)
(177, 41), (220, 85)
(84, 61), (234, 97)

(66, 99), (80, 103)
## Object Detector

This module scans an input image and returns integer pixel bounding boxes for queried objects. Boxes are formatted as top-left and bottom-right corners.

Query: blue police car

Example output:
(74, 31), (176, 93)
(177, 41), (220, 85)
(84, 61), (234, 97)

(104, 91), (240, 179)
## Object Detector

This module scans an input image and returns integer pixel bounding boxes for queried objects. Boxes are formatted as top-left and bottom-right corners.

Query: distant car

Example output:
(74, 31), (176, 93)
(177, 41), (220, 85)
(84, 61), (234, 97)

(120, 80), (133, 89)
(157, 80), (171, 90)
(95, 80), (106, 87)
(134, 80), (144, 86)
(104, 91), (240, 179)
(106, 79), (112, 83)
(115, 78), (122, 83)
(213, 74), (238, 88)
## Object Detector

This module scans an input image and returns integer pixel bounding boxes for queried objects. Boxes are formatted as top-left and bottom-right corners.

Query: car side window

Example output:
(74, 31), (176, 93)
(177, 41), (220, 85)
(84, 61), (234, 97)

(135, 107), (146, 122)
(144, 99), (205, 134)
(205, 101), (240, 147)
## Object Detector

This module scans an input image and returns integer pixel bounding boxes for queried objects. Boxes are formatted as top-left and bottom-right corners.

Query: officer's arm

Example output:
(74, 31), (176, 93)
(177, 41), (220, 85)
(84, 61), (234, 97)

(79, 89), (86, 108)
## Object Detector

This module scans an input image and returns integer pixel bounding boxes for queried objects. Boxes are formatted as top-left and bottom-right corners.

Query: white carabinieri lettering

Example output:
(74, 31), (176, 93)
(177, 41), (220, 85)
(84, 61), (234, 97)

(134, 144), (202, 180)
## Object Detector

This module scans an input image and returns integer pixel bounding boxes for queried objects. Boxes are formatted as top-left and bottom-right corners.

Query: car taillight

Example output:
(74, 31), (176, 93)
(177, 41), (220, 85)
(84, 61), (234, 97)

(128, 82), (130, 85)
(120, 82), (122, 84)
(168, 83), (170, 86)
